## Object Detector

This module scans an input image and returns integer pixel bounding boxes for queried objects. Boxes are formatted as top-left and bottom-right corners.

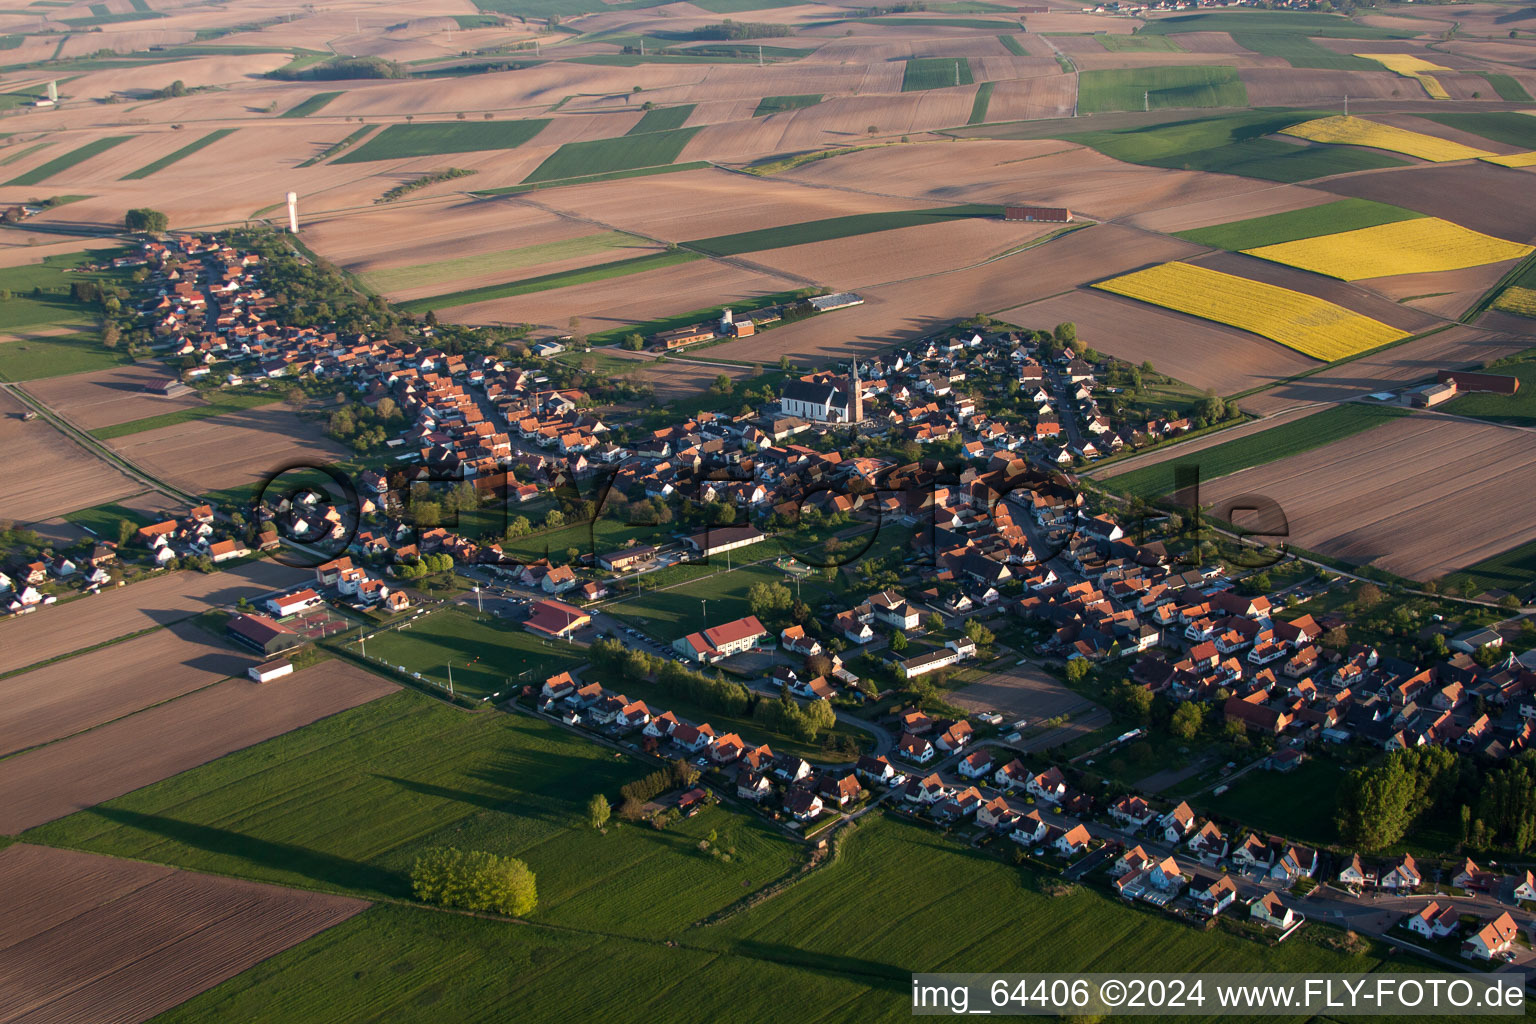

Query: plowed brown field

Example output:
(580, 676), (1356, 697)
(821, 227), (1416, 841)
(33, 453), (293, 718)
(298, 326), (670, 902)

(0, 660), (398, 832)
(1200, 414), (1536, 580)
(0, 389), (140, 524)
(0, 560), (311, 676)
(0, 620), (256, 757)
(0, 843), (366, 1024)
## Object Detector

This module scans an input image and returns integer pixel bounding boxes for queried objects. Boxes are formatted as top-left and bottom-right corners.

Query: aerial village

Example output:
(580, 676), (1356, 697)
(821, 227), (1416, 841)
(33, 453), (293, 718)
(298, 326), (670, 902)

(7, 229), (1536, 966)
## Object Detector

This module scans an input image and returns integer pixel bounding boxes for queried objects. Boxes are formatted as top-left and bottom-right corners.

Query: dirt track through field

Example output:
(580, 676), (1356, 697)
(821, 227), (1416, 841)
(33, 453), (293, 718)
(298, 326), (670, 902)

(0, 843), (366, 1024)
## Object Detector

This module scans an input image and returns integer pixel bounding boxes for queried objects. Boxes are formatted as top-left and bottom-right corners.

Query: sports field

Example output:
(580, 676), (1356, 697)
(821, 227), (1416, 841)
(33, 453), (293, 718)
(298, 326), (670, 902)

(1242, 218), (1533, 281)
(523, 127), (702, 183)
(901, 57), (973, 92)
(119, 128), (237, 180)
(357, 606), (585, 699)
(1092, 261), (1410, 361)
(4, 135), (132, 186)
(1174, 199), (1423, 251)
(334, 120), (551, 163)
(24, 691), (801, 935)
(1076, 66), (1247, 115)
(1102, 403), (1409, 500)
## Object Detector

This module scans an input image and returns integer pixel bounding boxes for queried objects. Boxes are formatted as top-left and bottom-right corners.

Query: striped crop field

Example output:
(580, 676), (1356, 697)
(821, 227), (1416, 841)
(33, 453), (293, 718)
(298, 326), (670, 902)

(1092, 261), (1409, 361)
(1354, 53), (1450, 99)
(1242, 218), (1534, 281)
(119, 128), (236, 180)
(1281, 115), (1493, 162)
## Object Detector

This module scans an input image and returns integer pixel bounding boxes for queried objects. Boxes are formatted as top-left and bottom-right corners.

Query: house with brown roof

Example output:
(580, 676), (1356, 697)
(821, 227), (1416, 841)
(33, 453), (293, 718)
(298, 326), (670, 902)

(1463, 912), (1519, 960)
(1250, 892), (1298, 930)
(1408, 901), (1460, 940)
(673, 615), (767, 663)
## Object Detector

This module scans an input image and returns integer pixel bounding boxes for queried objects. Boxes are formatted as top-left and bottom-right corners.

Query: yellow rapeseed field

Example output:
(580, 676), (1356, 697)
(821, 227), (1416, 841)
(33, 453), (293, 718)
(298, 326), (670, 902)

(1494, 286), (1536, 318)
(1281, 115), (1494, 161)
(1355, 53), (1452, 99)
(1242, 218), (1534, 281)
(1482, 151), (1536, 168)
(1092, 262), (1409, 361)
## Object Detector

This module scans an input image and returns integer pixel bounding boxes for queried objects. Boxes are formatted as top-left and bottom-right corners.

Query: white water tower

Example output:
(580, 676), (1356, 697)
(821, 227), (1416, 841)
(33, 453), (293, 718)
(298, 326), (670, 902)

(286, 191), (299, 233)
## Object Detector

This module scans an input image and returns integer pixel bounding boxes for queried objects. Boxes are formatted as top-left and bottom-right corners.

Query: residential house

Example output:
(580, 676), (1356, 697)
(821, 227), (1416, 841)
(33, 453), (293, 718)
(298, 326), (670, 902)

(1190, 874), (1238, 916)
(1408, 901), (1461, 940)
(1250, 892), (1298, 930)
(1463, 912), (1519, 960)
(1054, 823), (1092, 856)
(1380, 854), (1421, 892)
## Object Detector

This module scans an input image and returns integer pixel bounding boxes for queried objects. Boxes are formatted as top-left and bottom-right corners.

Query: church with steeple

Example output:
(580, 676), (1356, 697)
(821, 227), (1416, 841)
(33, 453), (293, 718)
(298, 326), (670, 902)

(776, 360), (865, 424)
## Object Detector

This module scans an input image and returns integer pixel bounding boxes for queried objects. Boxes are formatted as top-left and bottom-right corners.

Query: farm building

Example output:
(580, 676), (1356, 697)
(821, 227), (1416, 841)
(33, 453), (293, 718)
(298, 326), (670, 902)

(684, 524), (765, 559)
(249, 659), (294, 683)
(524, 598), (590, 639)
(1004, 206), (1072, 224)
(808, 292), (863, 312)
(143, 376), (192, 398)
(1437, 370), (1519, 394)
(653, 324), (716, 350)
(226, 613), (303, 655)
(1407, 381), (1458, 408)
(266, 588), (323, 617)
(599, 545), (659, 573)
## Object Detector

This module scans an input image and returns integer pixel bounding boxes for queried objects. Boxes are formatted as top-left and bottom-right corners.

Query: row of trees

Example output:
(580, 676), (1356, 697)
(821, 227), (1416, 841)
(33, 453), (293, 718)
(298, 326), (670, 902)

(1335, 746), (1463, 852)
(753, 689), (836, 742)
(619, 758), (700, 808)
(590, 639), (752, 717)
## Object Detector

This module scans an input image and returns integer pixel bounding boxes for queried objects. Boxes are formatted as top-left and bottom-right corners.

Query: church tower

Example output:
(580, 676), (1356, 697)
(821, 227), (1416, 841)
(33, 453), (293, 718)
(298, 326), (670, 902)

(850, 358), (863, 423)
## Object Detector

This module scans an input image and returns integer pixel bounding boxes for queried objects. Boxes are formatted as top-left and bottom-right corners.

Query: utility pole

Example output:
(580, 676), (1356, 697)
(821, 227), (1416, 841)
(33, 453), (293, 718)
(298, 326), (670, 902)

(446, 660), (454, 697)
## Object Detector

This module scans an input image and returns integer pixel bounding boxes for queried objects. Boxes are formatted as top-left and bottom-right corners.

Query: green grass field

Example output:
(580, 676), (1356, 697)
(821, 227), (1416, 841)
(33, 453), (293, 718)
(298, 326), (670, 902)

(967, 81), (993, 125)
(1443, 356), (1536, 427)
(62, 499), (158, 537)
(606, 561), (791, 635)
(1482, 74), (1533, 102)
(1174, 198), (1423, 251)
(118, 128), (236, 180)
(1104, 404), (1409, 500)
(1227, 31), (1381, 71)
(151, 903), (879, 1024)
(1098, 33), (1182, 52)
(0, 249), (124, 335)
(997, 33), (1027, 56)
(626, 103), (695, 134)
(148, 811), (1430, 1023)
(1415, 111), (1536, 150)
(334, 120), (551, 163)
(4, 135), (131, 186)
(1203, 756), (1344, 847)
(1442, 535), (1536, 601)
(753, 93), (821, 117)
(685, 204), (1004, 257)
(360, 231), (653, 293)
(0, 332), (129, 381)
(24, 690), (802, 930)
(901, 57), (973, 92)
(1062, 109), (1410, 183)
(469, 160), (709, 195)
(89, 390), (282, 439)
(523, 126), (702, 183)
(359, 607), (585, 700)
(280, 91), (341, 117)
(1077, 65), (1247, 115)
(397, 250), (701, 314)
(1131, 10), (1415, 71)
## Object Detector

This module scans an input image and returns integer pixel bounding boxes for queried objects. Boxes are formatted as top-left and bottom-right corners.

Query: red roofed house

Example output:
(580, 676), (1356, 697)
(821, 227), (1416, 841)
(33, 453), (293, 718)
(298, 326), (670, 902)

(1463, 912), (1519, 960)
(673, 615), (767, 664)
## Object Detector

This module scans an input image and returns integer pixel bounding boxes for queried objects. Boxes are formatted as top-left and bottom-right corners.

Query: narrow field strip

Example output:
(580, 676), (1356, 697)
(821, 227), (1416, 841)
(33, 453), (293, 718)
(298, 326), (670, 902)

(119, 128), (237, 180)
(397, 250), (702, 313)
(5, 135), (132, 186)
